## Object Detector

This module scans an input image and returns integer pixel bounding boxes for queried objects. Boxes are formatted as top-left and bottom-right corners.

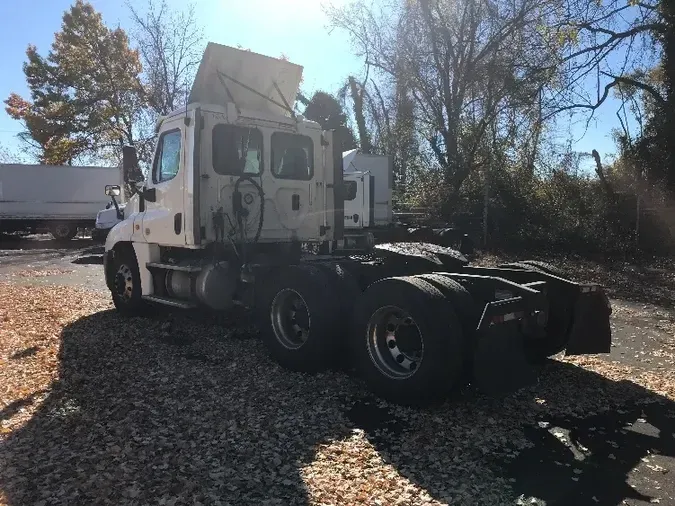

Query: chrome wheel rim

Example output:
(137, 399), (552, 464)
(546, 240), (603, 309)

(366, 305), (424, 379)
(270, 288), (310, 350)
(114, 264), (133, 302)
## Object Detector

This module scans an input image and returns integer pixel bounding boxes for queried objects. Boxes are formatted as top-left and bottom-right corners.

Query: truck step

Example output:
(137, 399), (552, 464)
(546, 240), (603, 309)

(142, 295), (198, 309)
(146, 261), (202, 273)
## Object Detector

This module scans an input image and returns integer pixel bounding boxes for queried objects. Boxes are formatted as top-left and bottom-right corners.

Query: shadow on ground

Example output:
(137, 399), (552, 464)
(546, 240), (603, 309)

(1, 309), (674, 505)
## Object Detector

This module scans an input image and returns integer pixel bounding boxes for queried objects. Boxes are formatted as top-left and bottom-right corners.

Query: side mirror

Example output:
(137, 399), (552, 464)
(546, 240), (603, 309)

(105, 184), (121, 197)
(122, 145), (139, 183)
(142, 187), (157, 203)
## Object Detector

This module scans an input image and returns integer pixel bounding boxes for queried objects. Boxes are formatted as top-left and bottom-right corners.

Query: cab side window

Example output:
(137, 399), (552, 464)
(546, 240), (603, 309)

(212, 124), (263, 175)
(153, 129), (182, 183)
(344, 180), (358, 200)
(271, 132), (313, 180)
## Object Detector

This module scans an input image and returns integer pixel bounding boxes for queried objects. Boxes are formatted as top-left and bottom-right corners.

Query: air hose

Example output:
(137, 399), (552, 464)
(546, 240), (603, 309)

(233, 174), (265, 261)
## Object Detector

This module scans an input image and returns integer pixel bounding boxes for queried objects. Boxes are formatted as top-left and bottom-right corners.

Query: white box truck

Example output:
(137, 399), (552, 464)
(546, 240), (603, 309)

(0, 163), (124, 240)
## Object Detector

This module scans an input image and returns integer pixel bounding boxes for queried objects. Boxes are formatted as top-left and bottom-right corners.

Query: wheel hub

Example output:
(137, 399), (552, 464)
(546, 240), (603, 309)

(114, 264), (133, 301)
(54, 224), (70, 238)
(367, 306), (424, 379)
(270, 288), (311, 350)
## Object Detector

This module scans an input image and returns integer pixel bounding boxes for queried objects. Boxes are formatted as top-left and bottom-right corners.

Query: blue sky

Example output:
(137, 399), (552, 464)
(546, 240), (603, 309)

(0, 0), (626, 168)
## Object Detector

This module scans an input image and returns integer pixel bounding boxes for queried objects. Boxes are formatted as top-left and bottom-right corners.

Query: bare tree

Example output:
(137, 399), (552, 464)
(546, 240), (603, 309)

(0, 143), (27, 164)
(328, 0), (562, 210)
(540, 0), (665, 117)
(127, 0), (204, 116)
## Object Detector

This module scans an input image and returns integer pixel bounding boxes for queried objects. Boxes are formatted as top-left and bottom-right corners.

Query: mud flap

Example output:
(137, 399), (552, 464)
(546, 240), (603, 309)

(472, 323), (537, 396)
(565, 289), (612, 355)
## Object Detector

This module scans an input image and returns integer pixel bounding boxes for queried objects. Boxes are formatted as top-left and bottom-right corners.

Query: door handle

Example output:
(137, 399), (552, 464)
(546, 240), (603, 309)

(292, 194), (300, 211)
(174, 213), (182, 234)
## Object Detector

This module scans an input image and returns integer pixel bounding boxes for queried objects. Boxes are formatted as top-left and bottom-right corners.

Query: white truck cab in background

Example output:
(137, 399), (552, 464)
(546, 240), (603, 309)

(92, 198), (127, 241)
(342, 149), (393, 230)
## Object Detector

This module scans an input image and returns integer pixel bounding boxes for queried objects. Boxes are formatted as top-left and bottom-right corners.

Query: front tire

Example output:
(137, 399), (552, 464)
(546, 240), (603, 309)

(110, 249), (146, 316)
(50, 222), (78, 241)
(351, 276), (465, 406)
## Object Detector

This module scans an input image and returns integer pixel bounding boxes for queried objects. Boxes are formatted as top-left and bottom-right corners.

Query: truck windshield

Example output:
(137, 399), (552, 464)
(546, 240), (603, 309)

(271, 132), (313, 180)
(212, 124), (263, 175)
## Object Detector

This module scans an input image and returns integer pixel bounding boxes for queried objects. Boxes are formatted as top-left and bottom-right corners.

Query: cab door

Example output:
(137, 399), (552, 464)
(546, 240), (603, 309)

(140, 117), (187, 246)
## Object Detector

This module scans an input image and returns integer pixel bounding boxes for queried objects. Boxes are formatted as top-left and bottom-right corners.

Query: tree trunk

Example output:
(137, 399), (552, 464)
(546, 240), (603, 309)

(662, 0), (675, 196)
(349, 76), (373, 154)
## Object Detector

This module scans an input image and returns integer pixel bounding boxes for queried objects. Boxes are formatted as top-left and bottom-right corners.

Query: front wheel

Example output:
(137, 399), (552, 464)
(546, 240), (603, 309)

(50, 222), (78, 241)
(110, 249), (146, 316)
(350, 276), (465, 406)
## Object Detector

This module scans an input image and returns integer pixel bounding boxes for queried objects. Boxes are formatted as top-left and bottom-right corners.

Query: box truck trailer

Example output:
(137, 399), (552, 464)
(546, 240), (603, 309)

(0, 163), (124, 240)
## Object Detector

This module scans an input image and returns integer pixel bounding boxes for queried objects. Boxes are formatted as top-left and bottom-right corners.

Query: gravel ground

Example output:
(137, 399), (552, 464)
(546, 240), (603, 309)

(1, 238), (675, 505)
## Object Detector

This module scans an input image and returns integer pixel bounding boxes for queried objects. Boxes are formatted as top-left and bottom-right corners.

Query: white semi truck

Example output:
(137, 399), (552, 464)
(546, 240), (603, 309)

(0, 163), (124, 240)
(103, 42), (612, 405)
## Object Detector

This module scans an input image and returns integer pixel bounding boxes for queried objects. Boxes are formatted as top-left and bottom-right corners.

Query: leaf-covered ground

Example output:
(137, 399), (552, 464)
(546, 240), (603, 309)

(1, 272), (675, 505)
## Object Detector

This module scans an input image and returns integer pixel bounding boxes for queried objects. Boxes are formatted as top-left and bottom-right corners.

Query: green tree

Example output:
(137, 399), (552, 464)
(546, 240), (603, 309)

(302, 91), (357, 152)
(5, 0), (143, 165)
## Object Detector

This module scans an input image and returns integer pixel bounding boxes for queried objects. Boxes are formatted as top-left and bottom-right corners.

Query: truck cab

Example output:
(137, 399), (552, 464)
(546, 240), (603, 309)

(104, 42), (344, 307)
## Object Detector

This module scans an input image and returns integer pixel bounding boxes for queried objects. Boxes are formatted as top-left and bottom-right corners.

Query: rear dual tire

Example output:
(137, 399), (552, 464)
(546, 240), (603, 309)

(503, 260), (575, 360)
(350, 276), (466, 406)
(50, 222), (78, 241)
(257, 265), (470, 405)
(256, 265), (344, 372)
